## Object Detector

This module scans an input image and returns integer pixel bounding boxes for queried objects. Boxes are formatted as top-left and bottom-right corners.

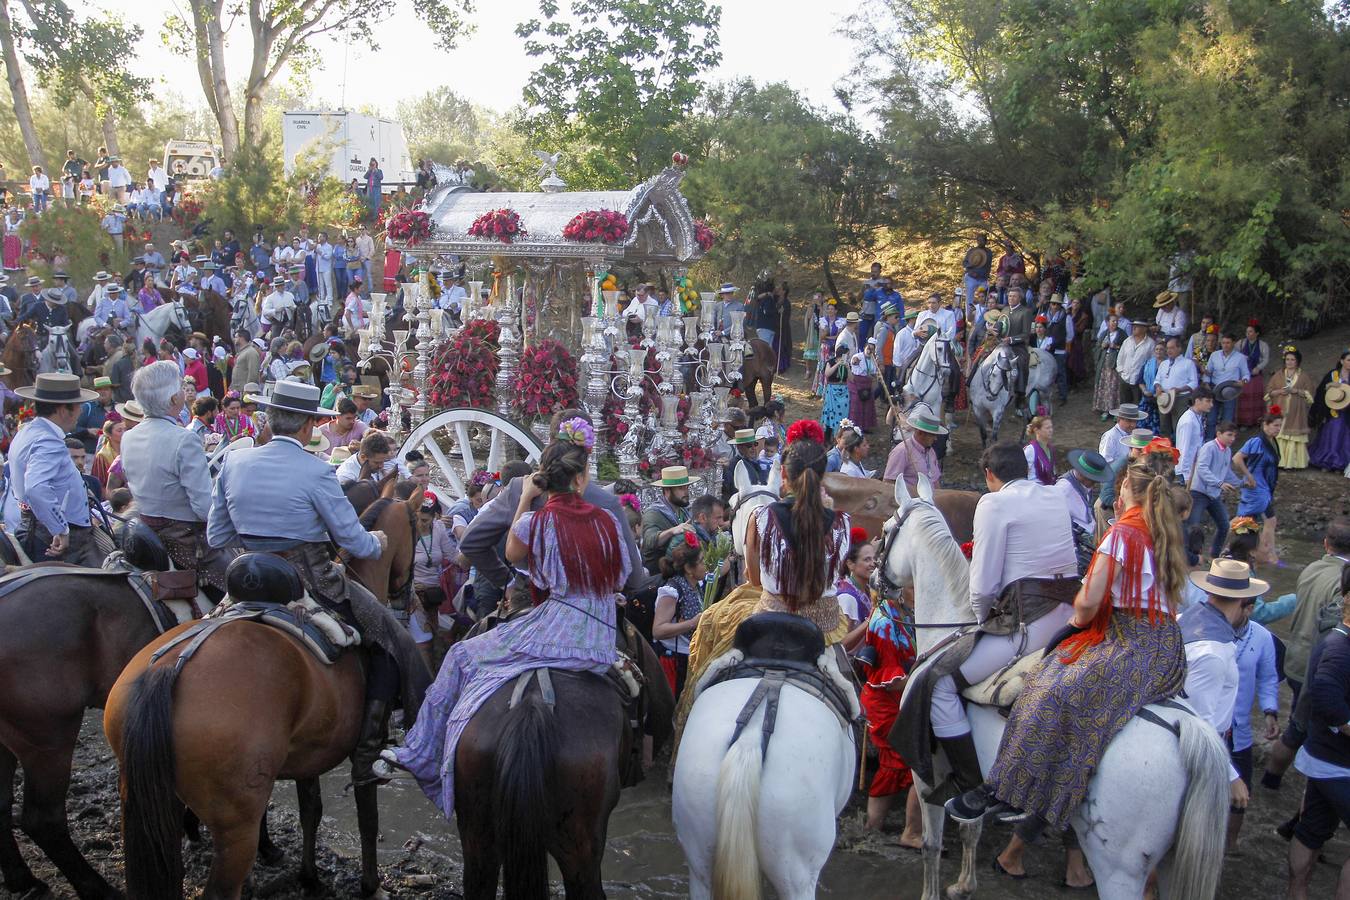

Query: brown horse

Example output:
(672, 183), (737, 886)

(104, 491), (423, 900)
(181, 289), (232, 345)
(455, 630), (674, 900)
(823, 472), (980, 543)
(1, 323), (38, 390)
(735, 337), (776, 407)
(0, 570), (175, 899)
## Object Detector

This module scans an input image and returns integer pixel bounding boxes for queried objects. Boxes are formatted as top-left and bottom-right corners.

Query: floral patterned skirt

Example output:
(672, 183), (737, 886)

(986, 611), (1185, 829)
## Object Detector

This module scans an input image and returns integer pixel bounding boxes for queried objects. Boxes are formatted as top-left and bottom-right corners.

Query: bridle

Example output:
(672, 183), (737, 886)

(874, 501), (979, 630)
(909, 337), (950, 402)
(729, 487), (778, 516)
(386, 503), (418, 609)
(981, 347), (1012, 399)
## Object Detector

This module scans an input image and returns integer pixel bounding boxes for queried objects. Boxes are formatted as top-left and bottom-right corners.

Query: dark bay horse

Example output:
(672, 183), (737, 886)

(823, 472), (980, 543)
(736, 336), (777, 408)
(105, 490), (423, 900)
(182, 289), (232, 345)
(455, 630), (674, 899)
(1, 323), (38, 391)
(0, 570), (172, 899)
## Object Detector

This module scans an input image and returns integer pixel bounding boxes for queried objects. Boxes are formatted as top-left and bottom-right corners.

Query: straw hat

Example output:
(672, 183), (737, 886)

(303, 432), (331, 455)
(728, 428), (758, 446)
(328, 446), (353, 466)
(657, 465), (691, 487)
(1153, 290), (1180, 308)
(92, 376), (113, 391)
(1156, 387), (1193, 415)
(14, 373), (97, 404)
(845, 311), (860, 324)
(1325, 382), (1350, 412)
(1187, 558), (1268, 600)
(115, 400), (146, 423)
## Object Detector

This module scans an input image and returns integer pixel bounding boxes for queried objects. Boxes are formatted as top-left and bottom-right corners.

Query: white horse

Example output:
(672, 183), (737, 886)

(672, 461), (857, 900)
(967, 343), (1056, 446)
(38, 324), (80, 375)
(879, 475), (1229, 900)
(903, 334), (959, 422)
(229, 290), (260, 338)
(134, 299), (192, 351)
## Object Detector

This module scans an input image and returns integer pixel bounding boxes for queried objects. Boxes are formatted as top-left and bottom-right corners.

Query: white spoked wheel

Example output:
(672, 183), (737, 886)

(398, 407), (543, 502)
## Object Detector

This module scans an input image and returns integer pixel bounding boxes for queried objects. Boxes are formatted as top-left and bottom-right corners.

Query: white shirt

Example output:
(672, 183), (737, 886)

(968, 479), (1078, 620)
(441, 284), (466, 313)
(849, 351), (877, 378)
(1099, 531), (1166, 612)
(891, 325), (918, 370)
(914, 307), (956, 341)
(1154, 356), (1200, 393)
(835, 327), (860, 358)
(1116, 335), (1154, 383)
(1183, 607), (1241, 781)
(335, 454), (399, 486)
(28, 173), (50, 192)
(622, 297), (647, 322)
(1053, 473), (1095, 534)
(272, 246), (294, 272)
(107, 165), (132, 188)
(147, 167), (168, 192)
(261, 289), (296, 324)
(1098, 424), (1131, 466)
(1205, 349), (1250, 386)
(1175, 408), (1206, 482)
(85, 285), (109, 312)
(1155, 305), (1187, 337)
(343, 294), (369, 331)
(840, 458), (875, 479)
(315, 242), (334, 273)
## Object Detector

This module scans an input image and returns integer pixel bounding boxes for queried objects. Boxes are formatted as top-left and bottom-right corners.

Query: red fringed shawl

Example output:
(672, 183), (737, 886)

(527, 491), (622, 603)
(1057, 505), (1168, 664)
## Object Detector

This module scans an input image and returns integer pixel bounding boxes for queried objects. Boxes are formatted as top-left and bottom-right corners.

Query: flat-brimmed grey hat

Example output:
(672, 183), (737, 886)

(1108, 403), (1146, 421)
(14, 372), (97, 403)
(251, 380), (337, 417)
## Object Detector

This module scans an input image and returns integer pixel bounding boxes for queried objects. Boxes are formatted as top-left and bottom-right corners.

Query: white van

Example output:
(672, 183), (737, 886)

(282, 110), (415, 190)
(162, 140), (222, 181)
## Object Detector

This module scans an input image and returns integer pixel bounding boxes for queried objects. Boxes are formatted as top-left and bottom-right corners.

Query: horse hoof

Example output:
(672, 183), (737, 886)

(944, 886), (971, 900)
(256, 843), (286, 867)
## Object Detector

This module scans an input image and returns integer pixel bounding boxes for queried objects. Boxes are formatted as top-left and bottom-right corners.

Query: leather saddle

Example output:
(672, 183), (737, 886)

(732, 612), (825, 664)
(121, 520), (198, 604)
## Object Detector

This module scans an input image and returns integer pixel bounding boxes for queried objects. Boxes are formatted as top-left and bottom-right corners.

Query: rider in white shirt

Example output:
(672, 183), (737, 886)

(260, 282), (296, 336)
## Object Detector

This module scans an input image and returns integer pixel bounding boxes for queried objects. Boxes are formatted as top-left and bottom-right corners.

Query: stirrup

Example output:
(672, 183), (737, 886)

(371, 748), (410, 781)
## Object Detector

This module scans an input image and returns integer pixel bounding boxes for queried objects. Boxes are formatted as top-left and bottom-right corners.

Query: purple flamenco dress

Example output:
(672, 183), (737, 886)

(392, 499), (630, 818)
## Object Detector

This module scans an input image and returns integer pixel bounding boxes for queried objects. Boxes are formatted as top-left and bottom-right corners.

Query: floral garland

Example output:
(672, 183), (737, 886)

(694, 219), (716, 253)
(467, 208), (527, 244)
(387, 209), (432, 246)
(427, 318), (500, 409)
(512, 338), (580, 420)
(562, 209), (630, 245)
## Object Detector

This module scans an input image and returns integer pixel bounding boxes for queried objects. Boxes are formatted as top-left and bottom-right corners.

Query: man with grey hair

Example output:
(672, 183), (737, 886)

(121, 360), (233, 595)
(207, 379), (429, 785)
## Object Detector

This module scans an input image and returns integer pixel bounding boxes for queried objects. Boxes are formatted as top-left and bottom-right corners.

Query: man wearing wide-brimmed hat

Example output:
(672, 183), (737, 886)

(1153, 289), (1187, 339)
(721, 428), (768, 503)
(121, 361), (236, 596)
(1054, 448), (1112, 569)
(85, 270), (112, 313)
(100, 202), (127, 253)
(9, 373), (103, 565)
(1178, 558), (1269, 812)
(641, 465), (697, 572)
(30, 286), (71, 333)
(1097, 402), (1146, 467)
(93, 283), (131, 329)
(17, 274), (41, 317)
(883, 407), (944, 493)
(206, 378), (428, 785)
(74, 375), (117, 453)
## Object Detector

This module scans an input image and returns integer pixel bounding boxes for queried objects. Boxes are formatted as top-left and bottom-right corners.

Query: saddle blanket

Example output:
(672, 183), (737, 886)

(206, 593), (360, 665)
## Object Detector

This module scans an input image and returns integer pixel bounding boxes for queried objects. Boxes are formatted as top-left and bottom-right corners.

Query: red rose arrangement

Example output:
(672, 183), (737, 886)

(386, 209), (432, 246)
(460, 318), (501, 345)
(467, 208), (527, 244)
(562, 209), (630, 245)
(694, 219), (716, 253)
(512, 339), (580, 419)
(171, 196), (204, 227)
(601, 393), (626, 448)
(427, 318), (500, 410)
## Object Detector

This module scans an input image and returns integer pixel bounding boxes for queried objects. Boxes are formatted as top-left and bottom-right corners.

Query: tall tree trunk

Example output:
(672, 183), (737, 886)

(0, 1), (45, 171)
(99, 107), (120, 157)
(190, 0), (239, 158)
(822, 255), (842, 302)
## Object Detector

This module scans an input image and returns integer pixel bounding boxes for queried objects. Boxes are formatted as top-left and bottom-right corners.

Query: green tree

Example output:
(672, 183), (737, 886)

(15, 0), (153, 157)
(515, 0), (721, 188)
(684, 81), (897, 296)
(198, 136), (303, 238)
(0, 0), (43, 169)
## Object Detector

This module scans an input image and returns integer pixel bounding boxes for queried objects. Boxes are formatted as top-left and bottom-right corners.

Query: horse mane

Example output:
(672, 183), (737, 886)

(358, 496), (396, 530)
(906, 501), (970, 598)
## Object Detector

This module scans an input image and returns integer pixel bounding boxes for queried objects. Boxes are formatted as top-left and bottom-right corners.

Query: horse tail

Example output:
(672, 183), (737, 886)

(1167, 713), (1229, 900)
(494, 691), (558, 900)
(120, 664), (185, 900)
(712, 720), (763, 900)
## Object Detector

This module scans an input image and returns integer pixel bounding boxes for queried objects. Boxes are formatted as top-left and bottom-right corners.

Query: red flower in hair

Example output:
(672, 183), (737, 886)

(1269, 405), (1282, 417)
(849, 526), (870, 546)
(786, 419), (826, 446)
(683, 530), (700, 549)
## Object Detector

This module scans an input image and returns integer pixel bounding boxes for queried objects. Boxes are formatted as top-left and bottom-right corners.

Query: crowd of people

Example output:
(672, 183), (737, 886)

(3, 206), (1350, 896)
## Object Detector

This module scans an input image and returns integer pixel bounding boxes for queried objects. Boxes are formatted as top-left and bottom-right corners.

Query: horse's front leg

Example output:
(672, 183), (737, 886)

(352, 781), (387, 899)
(917, 778), (946, 900)
(946, 819), (983, 900)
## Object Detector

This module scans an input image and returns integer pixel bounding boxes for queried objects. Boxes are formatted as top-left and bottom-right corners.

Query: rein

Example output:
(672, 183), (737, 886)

(730, 487), (778, 515)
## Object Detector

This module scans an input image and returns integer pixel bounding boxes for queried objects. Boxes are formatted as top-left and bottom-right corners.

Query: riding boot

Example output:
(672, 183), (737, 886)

(351, 698), (392, 787)
(935, 733), (998, 822)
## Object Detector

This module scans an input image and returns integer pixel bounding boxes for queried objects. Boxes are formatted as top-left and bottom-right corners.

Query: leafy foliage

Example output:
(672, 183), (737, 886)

(19, 201), (118, 285)
(516, 0), (721, 187)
